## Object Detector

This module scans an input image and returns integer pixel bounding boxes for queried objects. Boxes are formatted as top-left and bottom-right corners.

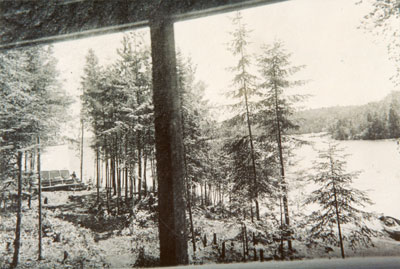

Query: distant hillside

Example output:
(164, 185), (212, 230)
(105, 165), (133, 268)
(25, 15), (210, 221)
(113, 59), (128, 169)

(293, 91), (400, 140)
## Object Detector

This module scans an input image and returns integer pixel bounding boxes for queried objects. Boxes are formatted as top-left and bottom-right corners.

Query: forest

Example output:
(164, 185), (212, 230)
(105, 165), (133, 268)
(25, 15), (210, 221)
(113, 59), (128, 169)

(294, 91), (400, 140)
(1, 0), (400, 267)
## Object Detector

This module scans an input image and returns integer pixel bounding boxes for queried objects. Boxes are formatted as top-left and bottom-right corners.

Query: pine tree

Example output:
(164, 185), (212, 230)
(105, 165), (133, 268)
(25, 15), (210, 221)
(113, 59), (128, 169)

(256, 40), (306, 252)
(226, 11), (260, 220)
(80, 49), (104, 202)
(306, 143), (375, 259)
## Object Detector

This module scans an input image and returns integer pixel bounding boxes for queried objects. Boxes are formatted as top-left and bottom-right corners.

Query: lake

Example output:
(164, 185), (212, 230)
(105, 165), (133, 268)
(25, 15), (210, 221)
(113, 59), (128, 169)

(41, 133), (400, 218)
(41, 140), (96, 183)
(288, 133), (400, 218)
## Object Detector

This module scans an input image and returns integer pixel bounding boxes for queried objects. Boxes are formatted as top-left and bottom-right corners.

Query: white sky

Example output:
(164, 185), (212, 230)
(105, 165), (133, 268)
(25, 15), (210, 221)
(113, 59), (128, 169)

(53, 0), (397, 115)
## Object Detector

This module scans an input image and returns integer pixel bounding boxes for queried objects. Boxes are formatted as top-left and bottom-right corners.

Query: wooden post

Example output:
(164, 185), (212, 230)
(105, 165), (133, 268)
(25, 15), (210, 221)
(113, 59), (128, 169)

(260, 249), (264, 262)
(150, 13), (188, 266)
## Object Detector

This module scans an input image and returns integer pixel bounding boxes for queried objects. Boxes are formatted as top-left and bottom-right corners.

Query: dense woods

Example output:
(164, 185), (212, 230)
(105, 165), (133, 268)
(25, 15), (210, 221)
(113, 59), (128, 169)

(74, 13), (378, 263)
(294, 91), (400, 140)
(76, 14), (314, 261)
(0, 46), (71, 267)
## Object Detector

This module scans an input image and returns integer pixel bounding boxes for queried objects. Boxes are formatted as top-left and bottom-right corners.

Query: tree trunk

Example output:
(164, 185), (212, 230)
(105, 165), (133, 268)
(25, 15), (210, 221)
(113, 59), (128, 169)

(11, 152), (23, 268)
(191, 184), (195, 206)
(333, 186), (345, 259)
(125, 165), (128, 203)
(106, 156), (110, 214)
(137, 146), (142, 200)
(279, 195), (284, 259)
(96, 148), (100, 203)
(116, 143), (121, 214)
(330, 155), (345, 259)
(241, 49), (260, 221)
(242, 224), (246, 261)
(130, 163), (135, 199)
(208, 184), (212, 206)
(125, 140), (128, 203)
(187, 185), (196, 253)
(274, 84), (291, 251)
(204, 183), (207, 206)
(151, 155), (156, 192)
(24, 151), (28, 171)
(143, 153), (147, 197)
(250, 203), (254, 223)
(100, 157), (103, 187)
(30, 151), (35, 175)
(244, 225), (249, 256)
(37, 137), (43, 260)
(80, 118), (84, 183)
(130, 164), (135, 215)
(213, 186), (217, 206)
(180, 110), (196, 254)
(26, 151), (31, 209)
(200, 183), (204, 206)
(111, 156), (116, 196)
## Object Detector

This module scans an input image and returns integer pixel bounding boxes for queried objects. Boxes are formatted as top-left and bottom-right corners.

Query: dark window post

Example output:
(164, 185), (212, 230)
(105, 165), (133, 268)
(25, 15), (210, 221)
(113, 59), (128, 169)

(149, 14), (188, 266)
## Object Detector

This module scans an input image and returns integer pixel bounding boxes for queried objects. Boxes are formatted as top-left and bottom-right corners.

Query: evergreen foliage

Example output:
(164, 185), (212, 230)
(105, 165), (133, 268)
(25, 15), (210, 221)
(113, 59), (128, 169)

(359, 0), (400, 86)
(0, 45), (71, 267)
(178, 53), (211, 192)
(80, 33), (215, 217)
(255, 40), (307, 253)
(295, 91), (400, 140)
(1, 46), (71, 181)
(0, 9), (391, 267)
(225, 11), (260, 220)
(81, 32), (154, 208)
(306, 143), (376, 258)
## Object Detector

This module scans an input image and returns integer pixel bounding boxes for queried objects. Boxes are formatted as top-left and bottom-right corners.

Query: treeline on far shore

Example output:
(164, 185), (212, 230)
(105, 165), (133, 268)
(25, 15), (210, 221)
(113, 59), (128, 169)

(294, 91), (400, 140)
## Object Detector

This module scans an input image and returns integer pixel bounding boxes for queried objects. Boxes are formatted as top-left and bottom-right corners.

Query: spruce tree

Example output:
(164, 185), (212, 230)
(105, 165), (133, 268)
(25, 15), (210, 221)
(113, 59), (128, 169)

(80, 49), (104, 201)
(306, 143), (375, 259)
(256, 40), (306, 252)
(226, 11), (260, 220)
